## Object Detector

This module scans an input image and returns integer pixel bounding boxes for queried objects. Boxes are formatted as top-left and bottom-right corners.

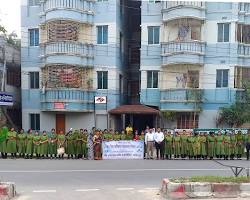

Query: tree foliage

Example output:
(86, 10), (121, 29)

(217, 82), (250, 127)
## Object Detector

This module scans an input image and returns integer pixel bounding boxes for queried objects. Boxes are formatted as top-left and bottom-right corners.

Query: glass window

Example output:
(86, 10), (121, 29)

(30, 114), (40, 130)
(30, 72), (39, 89)
(97, 71), (108, 89)
(97, 26), (108, 44)
(148, 26), (160, 44)
(28, 0), (40, 6)
(147, 71), (158, 88)
(216, 69), (229, 88)
(218, 23), (230, 42)
(29, 29), (39, 46)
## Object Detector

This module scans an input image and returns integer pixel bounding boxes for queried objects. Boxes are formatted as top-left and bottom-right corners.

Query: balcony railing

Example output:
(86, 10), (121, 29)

(163, 1), (204, 10)
(238, 43), (250, 56)
(43, 0), (93, 13)
(161, 88), (203, 102)
(41, 89), (94, 103)
(162, 41), (205, 55)
(41, 41), (94, 57)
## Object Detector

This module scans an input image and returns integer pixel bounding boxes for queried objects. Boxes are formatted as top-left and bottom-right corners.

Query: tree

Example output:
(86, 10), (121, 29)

(217, 82), (250, 127)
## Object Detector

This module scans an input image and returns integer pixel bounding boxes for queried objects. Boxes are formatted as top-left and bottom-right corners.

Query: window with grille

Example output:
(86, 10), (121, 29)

(216, 69), (229, 88)
(148, 26), (160, 44)
(47, 21), (79, 42)
(97, 26), (108, 44)
(42, 65), (93, 89)
(177, 113), (199, 129)
(28, 0), (40, 6)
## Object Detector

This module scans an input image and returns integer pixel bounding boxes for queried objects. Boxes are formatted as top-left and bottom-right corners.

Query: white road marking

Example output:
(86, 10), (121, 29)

(144, 187), (159, 190)
(75, 189), (100, 192)
(33, 190), (56, 193)
(116, 188), (134, 191)
(0, 168), (231, 173)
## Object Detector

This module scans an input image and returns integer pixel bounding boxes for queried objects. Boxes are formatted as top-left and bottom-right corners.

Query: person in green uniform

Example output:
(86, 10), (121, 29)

(193, 133), (201, 160)
(215, 131), (224, 159)
(230, 131), (237, 160)
(17, 129), (26, 158)
(207, 132), (216, 160)
(82, 129), (88, 159)
(113, 131), (121, 141)
(236, 130), (244, 159)
(49, 128), (57, 159)
(40, 131), (49, 159)
(66, 129), (76, 159)
(223, 131), (231, 160)
(120, 130), (126, 140)
(33, 131), (41, 159)
(25, 129), (33, 159)
(57, 130), (66, 159)
(165, 131), (173, 160)
(199, 132), (207, 160)
(125, 129), (134, 140)
(180, 130), (188, 159)
(0, 127), (8, 159)
(173, 131), (181, 159)
(246, 130), (250, 160)
(75, 129), (83, 159)
(6, 128), (17, 158)
(187, 132), (194, 159)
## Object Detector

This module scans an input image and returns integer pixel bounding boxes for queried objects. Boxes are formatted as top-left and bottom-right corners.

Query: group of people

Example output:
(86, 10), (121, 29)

(143, 128), (250, 161)
(0, 125), (250, 161)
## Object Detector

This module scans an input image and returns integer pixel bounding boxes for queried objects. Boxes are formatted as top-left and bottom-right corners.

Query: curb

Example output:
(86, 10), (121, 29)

(161, 179), (250, 199)
(0, 182), (16, 200)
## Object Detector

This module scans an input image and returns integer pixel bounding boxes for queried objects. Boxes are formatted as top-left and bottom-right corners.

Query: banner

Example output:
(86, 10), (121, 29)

(0, 92), (13, 106)
(102, 140), (144, 160)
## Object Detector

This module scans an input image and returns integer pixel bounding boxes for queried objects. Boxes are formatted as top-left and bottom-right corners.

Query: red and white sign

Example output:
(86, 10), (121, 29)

(54, 102), (65, 109)
(95, 96), (107, 104)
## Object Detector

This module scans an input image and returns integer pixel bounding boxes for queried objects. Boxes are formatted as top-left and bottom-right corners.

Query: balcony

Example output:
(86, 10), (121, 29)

(40, 0), (94, 24)
(162, 1), (205, 22)
(160, 88), (203, 111)
(40, 41), (94, 66)
(40, 89), (95, 112)
(161, 41), (205, 66)
(238, 43), (250, 57)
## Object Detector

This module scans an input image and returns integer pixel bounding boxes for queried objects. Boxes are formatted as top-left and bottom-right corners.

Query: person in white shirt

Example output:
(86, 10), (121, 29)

(145, 129), (154, 159)
(154, 128), (165, 159)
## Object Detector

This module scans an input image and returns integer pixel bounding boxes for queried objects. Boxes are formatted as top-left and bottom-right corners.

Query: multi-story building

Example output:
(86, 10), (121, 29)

(21, 0), (128, 132)
(0, 35), (21, 128)
(140, 1), (250, 129)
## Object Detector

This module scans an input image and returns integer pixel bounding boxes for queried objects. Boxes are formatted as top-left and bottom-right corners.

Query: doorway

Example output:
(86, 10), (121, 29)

(56, 114), (65, 134)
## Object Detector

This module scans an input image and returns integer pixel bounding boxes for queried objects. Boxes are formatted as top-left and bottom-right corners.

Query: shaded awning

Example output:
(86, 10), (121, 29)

(109, 105), (160, 115)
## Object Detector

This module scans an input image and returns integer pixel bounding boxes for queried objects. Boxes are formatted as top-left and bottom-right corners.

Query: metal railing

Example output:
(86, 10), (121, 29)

(43, 0), (93, 12)
(161, 88), (203, 102)
(41, 89), (94, 102)
(238, 43), (250, 56)
(162, 41), (205, 55)
(41, 41), (94, 57)
(163, 1), (204, 9)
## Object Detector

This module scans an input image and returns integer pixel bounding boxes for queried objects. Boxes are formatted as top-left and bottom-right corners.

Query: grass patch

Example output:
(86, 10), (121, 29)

(170, 176), (250, 183)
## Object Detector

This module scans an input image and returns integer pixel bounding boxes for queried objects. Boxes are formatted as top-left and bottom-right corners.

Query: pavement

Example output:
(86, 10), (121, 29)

(0, 159), (248, 200)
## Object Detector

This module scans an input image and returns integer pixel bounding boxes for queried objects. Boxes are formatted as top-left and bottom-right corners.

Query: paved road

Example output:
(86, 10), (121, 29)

(0, 159), (248, 200)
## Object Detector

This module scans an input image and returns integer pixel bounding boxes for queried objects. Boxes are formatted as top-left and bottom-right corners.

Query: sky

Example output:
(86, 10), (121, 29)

(0, 0), (21, 38)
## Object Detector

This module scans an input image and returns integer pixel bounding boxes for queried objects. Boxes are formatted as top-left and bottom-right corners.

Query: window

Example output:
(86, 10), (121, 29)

(177, 113), (199, 129)
(28, 0), (40, 6)
(234, 67), (250, 88)
(147, 71), (158, 88)
(29, 29), (39, 46)
(97, 0), (108, 1)
(218, 23), (230, 42)
(216, 69), (229, 88)
(7, 69), (21, 87)
(237, 24), (250, 44)
(30, 72), (39, 89)
(149, 0), (161, 3)
(97, 71), (108, 89)
(148, 26), (160, 44)
(30, 114), (40, 130)
(97, 26), (108, 44)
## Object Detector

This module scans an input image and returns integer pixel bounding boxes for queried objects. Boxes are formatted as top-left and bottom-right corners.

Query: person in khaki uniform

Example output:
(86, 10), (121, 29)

(17, 129), (26, 158)
(164, 131), (173, 160)
(6, 128), (17, 158)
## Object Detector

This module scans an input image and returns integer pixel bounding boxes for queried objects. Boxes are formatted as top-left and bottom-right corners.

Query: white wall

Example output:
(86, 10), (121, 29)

(66, 113), (94, 131)
(198, 110), (218, 128)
